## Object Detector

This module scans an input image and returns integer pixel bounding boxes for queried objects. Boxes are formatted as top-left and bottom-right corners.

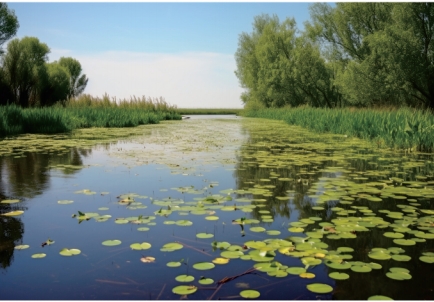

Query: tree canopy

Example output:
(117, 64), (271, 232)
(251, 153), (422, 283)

(235, 3), (434, 110)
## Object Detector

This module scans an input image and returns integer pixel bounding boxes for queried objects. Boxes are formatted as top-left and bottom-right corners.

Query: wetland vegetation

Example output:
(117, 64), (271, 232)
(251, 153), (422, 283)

(1, 116), (434, 300)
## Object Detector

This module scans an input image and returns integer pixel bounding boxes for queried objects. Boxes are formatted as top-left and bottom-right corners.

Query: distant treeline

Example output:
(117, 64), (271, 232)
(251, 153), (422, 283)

(177, 108), (242, 115)
(0, 3), (88, 108)
(235, 3), (434, 110)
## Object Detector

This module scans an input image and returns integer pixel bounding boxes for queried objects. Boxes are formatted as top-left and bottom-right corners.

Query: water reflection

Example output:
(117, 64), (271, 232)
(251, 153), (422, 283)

(233, 121), (434, 299)
(0, 147), (91, 270)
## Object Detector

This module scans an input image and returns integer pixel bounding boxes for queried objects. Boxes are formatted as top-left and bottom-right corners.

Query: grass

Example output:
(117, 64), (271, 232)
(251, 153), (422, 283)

(176, 108), (242, 115)
(0, 94), (181, 137)
(241, 106), (434, 152)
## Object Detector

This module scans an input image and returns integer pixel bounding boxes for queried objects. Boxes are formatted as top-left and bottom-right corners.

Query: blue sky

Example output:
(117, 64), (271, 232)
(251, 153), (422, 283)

(8, 2), (314, 108)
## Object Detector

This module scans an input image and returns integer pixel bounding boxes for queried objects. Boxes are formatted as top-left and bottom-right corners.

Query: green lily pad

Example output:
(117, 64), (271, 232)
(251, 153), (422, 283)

(102, 240), (121, 246)
(59, 248), (81, 256)
(196, 233), (214, 239)
(57, 200), (74, 204)
(325, 260), (352, 270)
(368, 252), (392, 260)
(161, 242), (183, 252)
(15, 244), (30, 250)
(419, 256), (434, 263)
(266, 230), (281, 236)
(250, 227), (266, 233)
(220, 250), (244, 259)
(1, 199), (20, 204)
(130, 242), (151, 250)
(198, 277), (214, 285)
(31, 253), (46, 259)
(391, 254), (411, 262)
(383, 232), (405, 239)
(286, 267), (306, 275)
(167, 261), (182, 267)
(137, 227), (150, 231)
(368, 295), (393, 300)
(240, 290), (260, 299)
(328, 272), (350, 280)
(306, 283), (333, 294)
(192, 262), (215, 270)
(386, 271), (412, 280)
(172, 285), (197, 295)
(351, 265), (372, 273)
(176, 220), (193, 226)
(1, 210), (24, 216)
(175, 274), (195, 282)
(393, 239), (416, 246)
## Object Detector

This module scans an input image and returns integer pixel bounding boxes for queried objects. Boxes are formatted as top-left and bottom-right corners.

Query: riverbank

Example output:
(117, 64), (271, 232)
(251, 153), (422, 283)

(241, 107), (434, 152)
(0, 95), (181, 137)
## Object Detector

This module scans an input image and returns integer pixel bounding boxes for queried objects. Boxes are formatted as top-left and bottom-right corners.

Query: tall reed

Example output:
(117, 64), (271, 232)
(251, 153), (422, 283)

(0, 94), (181, 137)
(241, 106), (434, 152)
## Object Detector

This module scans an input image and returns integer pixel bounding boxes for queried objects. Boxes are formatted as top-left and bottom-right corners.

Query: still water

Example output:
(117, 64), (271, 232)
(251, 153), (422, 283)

(0, 115), (433, 300)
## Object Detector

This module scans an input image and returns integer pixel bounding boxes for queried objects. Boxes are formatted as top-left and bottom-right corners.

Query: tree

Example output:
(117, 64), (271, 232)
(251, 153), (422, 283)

(58, 57), (88, 98)
(39, 62), (70, 106)
(0, 3), (19, 55)
(1, 36), (49, 107)
(235, 14), (339, 108)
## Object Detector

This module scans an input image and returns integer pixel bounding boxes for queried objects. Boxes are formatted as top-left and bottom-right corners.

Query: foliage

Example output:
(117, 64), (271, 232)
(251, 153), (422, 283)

(0, 3), (19, 55)
(58, 57), (88, 99)
(0, 95), (181, 137)
(241, 106), (434, 152)
(237, 3), (434, 109)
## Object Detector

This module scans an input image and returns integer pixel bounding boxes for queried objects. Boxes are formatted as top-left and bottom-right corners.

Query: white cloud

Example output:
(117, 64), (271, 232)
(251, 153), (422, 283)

(50, 50), (245, 108)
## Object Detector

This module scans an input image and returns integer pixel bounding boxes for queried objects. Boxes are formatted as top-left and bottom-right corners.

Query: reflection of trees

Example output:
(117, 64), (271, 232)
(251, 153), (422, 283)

(0, 146), (90, 270)
(0, 147), (89, 197)
(0, 215), (24, 270)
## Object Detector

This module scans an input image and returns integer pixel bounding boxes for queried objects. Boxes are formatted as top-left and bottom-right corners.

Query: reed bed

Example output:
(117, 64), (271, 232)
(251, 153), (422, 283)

(176, 108), (242, 115)
(241, 107), (434, 152)
(0, 94), (181, 137)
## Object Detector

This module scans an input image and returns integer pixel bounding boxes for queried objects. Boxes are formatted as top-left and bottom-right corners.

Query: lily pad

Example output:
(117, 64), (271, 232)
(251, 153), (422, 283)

(59, 248), (81, 256)
(306, 283), (333, 294)
(240, 290), (260, 299)
(192, 262), (215, 270)
(368, 295), (393, 300)
(212, 257), (229, 264)
(1, 210), (24, 216)
(198, 277), (214, 285)
(393, 239), (416, 246)
(175, 274), (195, 282)
(15, 244), (30, 250)
(172, 285), (197, 295)
(161, 242), (183, 251)
(167, 261), (182, 267)
(196, 233), (214, 239)
(329, 272), (349, 280)
(130, 242), (151, 250)
(31, 253), (46, 258)
(102, 240), (121, 246)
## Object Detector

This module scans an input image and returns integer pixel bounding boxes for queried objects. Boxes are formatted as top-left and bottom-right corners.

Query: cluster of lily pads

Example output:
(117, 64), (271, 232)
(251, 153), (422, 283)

(2, 118), (434, 299)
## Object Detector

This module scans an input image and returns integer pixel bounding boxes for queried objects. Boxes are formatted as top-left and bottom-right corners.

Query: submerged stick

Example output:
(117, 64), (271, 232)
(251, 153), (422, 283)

(156, 283), (166, 300)
(208, 284), (223, 300)
(217, 267), (257, 285)
(95, 279), (128, 285)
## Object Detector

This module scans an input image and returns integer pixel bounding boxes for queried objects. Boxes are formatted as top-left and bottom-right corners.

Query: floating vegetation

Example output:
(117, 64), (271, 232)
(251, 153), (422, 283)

(240, 289), (260, 299)
(101, 240), (121, 246)
(31, 253), (47, 259)
(3, 115), (434, 300)
(59, 248), (81, 256)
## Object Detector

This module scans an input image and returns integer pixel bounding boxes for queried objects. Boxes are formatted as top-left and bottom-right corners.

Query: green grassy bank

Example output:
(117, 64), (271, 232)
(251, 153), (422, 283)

(0, 95), (181, 137)
(241, 107), (434, 152)
(176, 108), (242, 115)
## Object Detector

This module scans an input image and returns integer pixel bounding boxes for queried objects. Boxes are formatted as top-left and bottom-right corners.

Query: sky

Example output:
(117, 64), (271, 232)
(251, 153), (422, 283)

(7, 2), (315, 108)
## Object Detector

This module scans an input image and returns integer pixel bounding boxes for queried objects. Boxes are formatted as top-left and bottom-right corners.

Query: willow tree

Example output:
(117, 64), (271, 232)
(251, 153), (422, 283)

(58, 57), (88, 99)
(235, 14), (338, 108)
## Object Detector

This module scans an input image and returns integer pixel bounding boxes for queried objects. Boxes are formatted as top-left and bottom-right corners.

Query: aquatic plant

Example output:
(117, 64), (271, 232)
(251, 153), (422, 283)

(241, 106), (434, 152)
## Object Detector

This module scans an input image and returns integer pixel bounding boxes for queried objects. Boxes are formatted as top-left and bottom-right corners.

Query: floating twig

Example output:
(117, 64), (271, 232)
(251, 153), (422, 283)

(217, 267), (257, 285)
(156, 283), (166, 300)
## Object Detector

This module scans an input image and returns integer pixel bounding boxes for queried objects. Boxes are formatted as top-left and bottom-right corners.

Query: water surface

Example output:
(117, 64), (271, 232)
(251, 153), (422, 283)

(1, 115), (433, 300)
